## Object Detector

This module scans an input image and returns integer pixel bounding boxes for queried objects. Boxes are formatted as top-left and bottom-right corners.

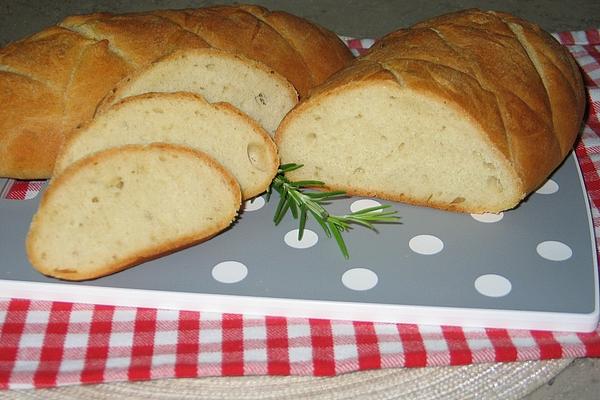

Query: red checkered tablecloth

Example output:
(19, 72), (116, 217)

(1, 32), (600, 390)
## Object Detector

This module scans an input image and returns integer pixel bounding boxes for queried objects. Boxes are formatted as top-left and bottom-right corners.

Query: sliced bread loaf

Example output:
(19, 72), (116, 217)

(26, 143), (241, 281)
(275, 10), (585, 213)
(55, 92), (278, 200)
(0, 5), (353, 179)
(98, 48), (298, 134)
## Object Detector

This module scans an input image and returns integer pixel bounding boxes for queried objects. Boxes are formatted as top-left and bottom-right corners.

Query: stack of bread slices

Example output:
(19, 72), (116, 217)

(26, 90), (280, 281)
(21, 5), (354, 281)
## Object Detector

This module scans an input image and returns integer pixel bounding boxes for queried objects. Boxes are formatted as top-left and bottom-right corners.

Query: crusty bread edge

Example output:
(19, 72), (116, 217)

(27, 142), (242, 281)
(210, 99), (280, 198)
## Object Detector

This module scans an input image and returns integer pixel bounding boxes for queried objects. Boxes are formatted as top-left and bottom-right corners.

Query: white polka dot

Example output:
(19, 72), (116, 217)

(350, 199), (382, 213)
(474, 274), (512, 297)
(284, 229), (318, 249)
(471, 212), (504, 223)
(342, 268), (378, 291)
(409, 235), (444, 255)
(536, 179), (559, 195)
(243, 196), (265, 211)
(536, 241), (572, 261)
(212, 261), (248, 284)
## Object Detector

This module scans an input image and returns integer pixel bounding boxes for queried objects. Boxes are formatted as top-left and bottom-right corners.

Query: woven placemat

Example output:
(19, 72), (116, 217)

(1, 359), (572, 400)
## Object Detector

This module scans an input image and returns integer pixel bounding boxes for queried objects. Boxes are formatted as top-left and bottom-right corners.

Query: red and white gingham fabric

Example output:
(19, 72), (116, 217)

(1, 179), (44, 200)
(1, 32), (600, 390)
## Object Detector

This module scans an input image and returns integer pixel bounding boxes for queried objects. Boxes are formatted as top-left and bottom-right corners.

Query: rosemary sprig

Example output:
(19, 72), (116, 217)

(267, 163), (400, 258)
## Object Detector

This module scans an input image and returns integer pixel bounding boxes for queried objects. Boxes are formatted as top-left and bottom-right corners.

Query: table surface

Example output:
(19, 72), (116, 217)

(2, 1), (600, 399)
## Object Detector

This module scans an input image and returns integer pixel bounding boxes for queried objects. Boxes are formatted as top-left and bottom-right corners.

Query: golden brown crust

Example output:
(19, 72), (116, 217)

(62, 39), (132, 138)
(315, 181), (513, 214)
(490, 11), (586, 153)
(234, 5), (355, 91)
(0, 27), (90, 90)
(27, 143), (241, 281)
(0, 5), (353, 179)
(405, 10), (567, 192)
(0, 72), (64, 179)
(59, 12), (210, 68)
(0, 27), (132, 179)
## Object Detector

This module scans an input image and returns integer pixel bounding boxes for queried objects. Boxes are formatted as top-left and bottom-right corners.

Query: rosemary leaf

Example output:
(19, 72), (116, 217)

(290, 180), (325, 188)
(288, 195), (299, 219)
(305, 190), (346, 199)
(298, 205), (308, 240)
(279, 163), (303, 173)
(273, 191), (289, 225)
(310, 208), (332, 238)
(329, 220), (350, 259)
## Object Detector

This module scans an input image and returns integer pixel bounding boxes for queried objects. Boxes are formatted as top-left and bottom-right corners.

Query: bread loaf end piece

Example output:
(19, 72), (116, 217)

(277, 10), (585, 213)
(26, 143), (241, 281)
(276, 80), (523, 213)
(99, 48), (298, 135)
(55, 92), (279, 200)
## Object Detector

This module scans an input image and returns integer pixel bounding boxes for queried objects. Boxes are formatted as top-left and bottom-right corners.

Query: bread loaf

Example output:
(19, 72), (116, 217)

(54, 92), (279, 200)
(26, 143), (241, 281)
(97, 48), (297, 135)
(0, 5), (354, 179)
(276, 9), (585, 213)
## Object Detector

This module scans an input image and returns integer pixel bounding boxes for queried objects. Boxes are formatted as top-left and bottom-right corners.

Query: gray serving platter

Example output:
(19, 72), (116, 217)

(0, 153), (598, 332)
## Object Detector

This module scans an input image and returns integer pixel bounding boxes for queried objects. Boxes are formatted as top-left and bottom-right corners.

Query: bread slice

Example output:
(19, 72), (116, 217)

(55, 92), (278, 200)
(26, 143), (241, 281)
(98, 48), (299, 134)
(276, 10), (584, 213)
